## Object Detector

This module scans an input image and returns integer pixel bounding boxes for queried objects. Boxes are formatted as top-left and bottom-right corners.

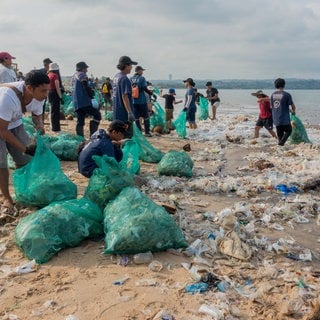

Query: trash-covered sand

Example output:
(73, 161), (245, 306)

(1, 113), (320, 320)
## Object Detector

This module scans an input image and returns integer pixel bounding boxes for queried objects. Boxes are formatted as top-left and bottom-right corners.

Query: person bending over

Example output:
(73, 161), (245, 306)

(78, 120), (127, 178)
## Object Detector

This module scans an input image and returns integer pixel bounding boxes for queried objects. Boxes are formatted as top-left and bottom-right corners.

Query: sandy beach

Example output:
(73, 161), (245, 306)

(1, 113), (320, 320)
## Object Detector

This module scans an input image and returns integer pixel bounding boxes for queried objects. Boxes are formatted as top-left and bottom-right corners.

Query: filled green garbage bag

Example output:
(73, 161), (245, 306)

(132, 123), (164, 163)
(104, 111), (113, 121)
(13, 135), (77, 208)
(42, 133), (84, 161)
(120, 140), (140, 174)
(84, 155), (135, 209)
(150, 101), (166, 132)
(290, 114), (311, 144)
(14, 197), (103, 264)
(198, 96), (209, 120)
(103, 187), (188, 254)
(158, 150), (193, 177)
(173, 110), (187, 138)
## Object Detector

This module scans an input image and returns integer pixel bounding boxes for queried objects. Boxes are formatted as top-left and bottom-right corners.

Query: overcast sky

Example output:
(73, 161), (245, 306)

(1, 0), (319, 80)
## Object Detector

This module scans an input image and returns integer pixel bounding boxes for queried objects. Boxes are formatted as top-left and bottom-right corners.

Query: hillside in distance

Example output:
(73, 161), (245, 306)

(61, 77), (320, 90)
(149, 79), (320, 90)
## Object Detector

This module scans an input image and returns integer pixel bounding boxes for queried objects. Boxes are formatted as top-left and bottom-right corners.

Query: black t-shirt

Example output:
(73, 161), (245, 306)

(206, 88), (220, 104)
(163, 94), (175, 109)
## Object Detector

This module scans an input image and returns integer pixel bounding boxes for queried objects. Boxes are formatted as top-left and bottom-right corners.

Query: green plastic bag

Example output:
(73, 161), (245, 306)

(173, 110), (187, 138)
(42, 133), (84, 161)
(104, 111), (113, 121)
(198, 96), (209, 120)
(290, 114), (311, 144)
(84, 155), (135, 209)
(22, 116), (37, 136)
(132, 123), (164, 163)
(14, 197), (103, 264)
(103, 187), (188, 254)
(150, 101), (166, 131)
(158, 150), (193, 177)
(13, 135), (77, 207)
(120, 140), (140, 174)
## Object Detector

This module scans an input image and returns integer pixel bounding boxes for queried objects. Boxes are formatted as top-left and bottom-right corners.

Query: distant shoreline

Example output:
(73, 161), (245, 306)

(61, 76), (320, 90)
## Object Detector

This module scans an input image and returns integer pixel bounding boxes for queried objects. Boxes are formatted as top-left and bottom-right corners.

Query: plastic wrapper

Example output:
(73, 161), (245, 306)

(103, 187), (188, 254)
(84, 155), (134, 209)
(13, 135), (77, 207)
(158, 150), (193, 177)
(14, 198), (103, 263)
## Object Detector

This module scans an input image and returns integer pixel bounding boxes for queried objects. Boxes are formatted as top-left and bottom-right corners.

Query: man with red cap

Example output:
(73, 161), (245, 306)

(0, 52), (17, 83)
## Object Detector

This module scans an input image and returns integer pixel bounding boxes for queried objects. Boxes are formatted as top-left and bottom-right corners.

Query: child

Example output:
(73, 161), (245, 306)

(251, 90), (277, 139)
(161, 88), (182, 130)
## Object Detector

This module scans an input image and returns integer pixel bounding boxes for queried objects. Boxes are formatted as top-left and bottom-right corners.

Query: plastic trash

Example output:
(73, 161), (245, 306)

(133, 251), (153, 264)
(185, 282), (209, 294)
(299, 249), (312, 261)
(217, 280), (231, 292)
(198, 304), (223, 319)
(275, 184), (298, 195)
(135, 278), (158, 286)
(149, 260), (163, 272)
(65, 316), (79, 320)
(15, 259), (37, 274)
(113, 275), (130, 285)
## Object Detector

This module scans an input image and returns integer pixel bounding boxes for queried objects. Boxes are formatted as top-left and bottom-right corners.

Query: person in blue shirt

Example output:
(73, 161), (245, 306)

(183, 78), (197, 130)
(77, 120), (127, 178)
(270, 78), (296, 146)
(72, 61), (101, 137)
(112, 56), (137, 138)
(130, 66), (156, 137)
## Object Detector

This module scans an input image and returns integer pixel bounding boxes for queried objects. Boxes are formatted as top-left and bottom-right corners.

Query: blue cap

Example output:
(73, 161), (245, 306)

(168, 88), (176, 94)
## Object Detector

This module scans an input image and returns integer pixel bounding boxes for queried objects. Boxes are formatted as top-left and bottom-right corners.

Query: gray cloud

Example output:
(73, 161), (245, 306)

(1, 0), (319, 79)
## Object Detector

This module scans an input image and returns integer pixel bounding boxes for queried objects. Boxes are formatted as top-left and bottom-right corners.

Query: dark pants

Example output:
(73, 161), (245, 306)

(48, 90), (61, 132)
(276, 124), (292, 146)
(133, 103), (150, 134)
(75, 106), (101, 137)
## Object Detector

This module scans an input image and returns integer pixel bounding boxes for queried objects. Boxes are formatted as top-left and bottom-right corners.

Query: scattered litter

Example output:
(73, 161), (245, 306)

(15, 259), (37, 274)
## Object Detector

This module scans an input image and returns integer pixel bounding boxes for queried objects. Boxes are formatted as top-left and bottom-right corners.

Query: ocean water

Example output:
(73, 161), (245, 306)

(166, 89), (320, 126)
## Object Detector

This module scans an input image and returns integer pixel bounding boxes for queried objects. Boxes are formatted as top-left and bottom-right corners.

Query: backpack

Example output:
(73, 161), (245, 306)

(101, 83), (108, 94)
(131, 76), (140, 99)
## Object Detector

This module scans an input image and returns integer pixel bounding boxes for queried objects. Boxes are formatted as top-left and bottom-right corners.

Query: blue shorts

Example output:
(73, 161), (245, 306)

(186, 107), (197, 124)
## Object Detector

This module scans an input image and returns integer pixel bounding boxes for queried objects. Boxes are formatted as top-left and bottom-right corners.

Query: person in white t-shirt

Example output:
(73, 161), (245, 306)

(0, 70), (50, 213)
(0, 52), (17, 83)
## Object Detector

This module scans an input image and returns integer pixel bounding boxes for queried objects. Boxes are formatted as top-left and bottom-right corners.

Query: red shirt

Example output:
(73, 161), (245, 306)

(48, 72), (59, 90)
(258, 98), (272, 119)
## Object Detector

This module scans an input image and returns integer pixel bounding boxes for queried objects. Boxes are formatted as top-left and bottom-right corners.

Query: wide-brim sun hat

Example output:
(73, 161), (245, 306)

(251, 90), (267, 97)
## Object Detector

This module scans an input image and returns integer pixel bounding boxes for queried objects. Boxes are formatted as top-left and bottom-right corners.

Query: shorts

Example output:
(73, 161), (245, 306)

(212, 101), (220, 108)
(0, 124), (32, 168)
(186, 107), (197, 124)
(165, 108), (173, 121)
(256, 117), (273, 130)
(133, 103), (149, 119)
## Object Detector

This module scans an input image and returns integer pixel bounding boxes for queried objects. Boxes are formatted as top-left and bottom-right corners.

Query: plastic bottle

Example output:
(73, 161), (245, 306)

(185, 282), (208, 294)
(133, 251), (153, 264)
